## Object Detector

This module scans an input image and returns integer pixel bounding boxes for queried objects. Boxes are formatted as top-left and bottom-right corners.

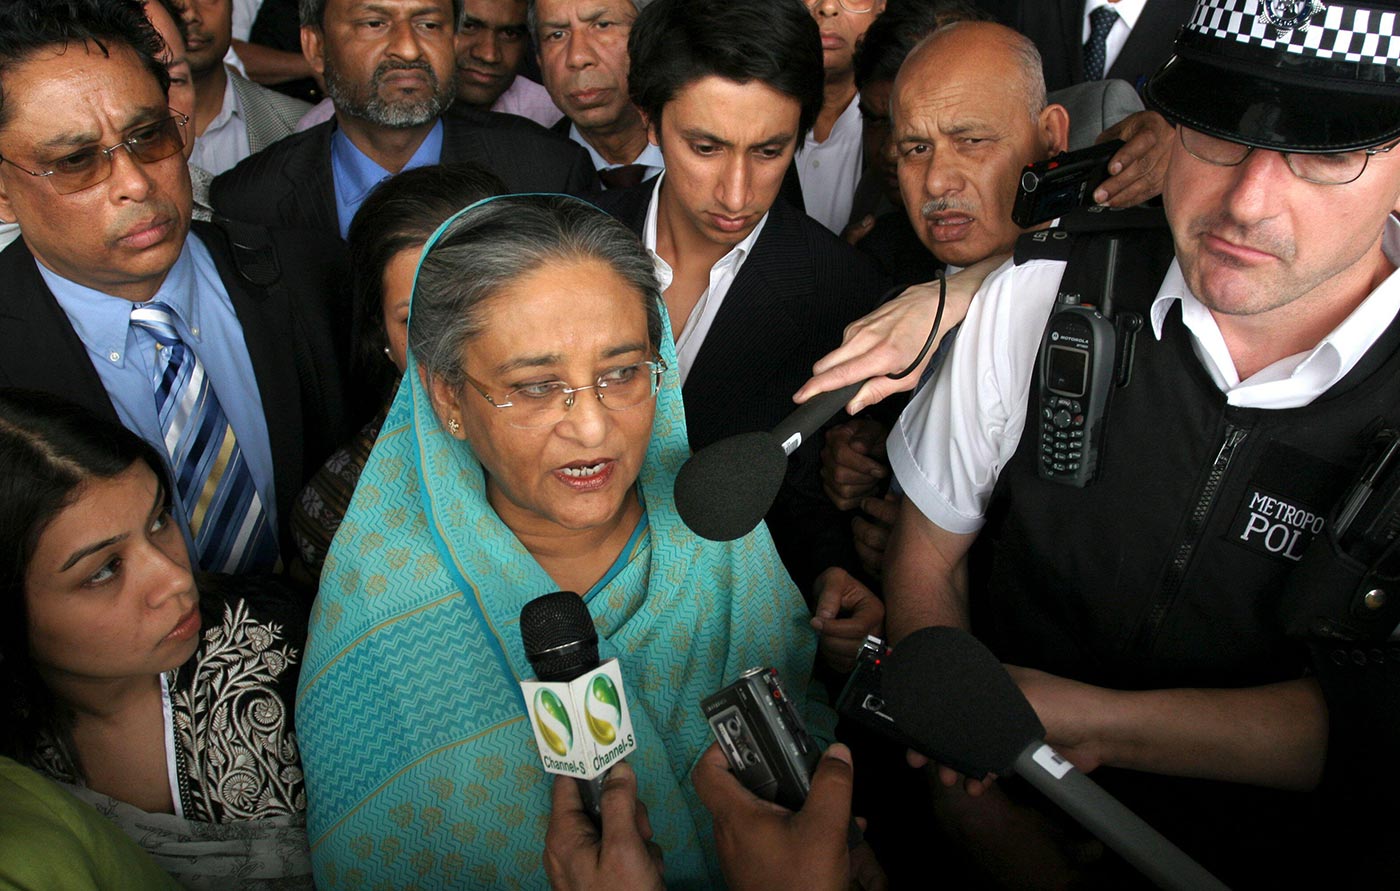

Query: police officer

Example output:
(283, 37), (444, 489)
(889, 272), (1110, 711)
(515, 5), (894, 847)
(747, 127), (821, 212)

(803, 0), (1400, 884)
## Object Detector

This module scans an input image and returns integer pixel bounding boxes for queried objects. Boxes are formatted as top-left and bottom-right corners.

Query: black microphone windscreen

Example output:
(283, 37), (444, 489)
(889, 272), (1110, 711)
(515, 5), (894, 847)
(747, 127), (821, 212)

(884, 626), (1045, 776)
(674, 431), (788, 541)
(520, 591), (598, 681)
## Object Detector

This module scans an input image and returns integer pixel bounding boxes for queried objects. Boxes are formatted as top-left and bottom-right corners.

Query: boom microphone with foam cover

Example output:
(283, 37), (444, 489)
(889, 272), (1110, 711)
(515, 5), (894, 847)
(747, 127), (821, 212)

(674, 381), (865, 540)
(884, 627), (1228, 891)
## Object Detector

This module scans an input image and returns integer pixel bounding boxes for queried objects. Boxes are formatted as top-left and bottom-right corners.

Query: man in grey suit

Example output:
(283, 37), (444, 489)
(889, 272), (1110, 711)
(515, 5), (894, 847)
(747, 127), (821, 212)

(210, 0), (593, 238)
(183, 0), (310, 175)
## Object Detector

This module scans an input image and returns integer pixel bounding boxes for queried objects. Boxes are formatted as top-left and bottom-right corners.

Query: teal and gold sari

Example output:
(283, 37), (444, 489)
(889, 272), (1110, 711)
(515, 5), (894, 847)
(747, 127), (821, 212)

(298, 269), (830, 888)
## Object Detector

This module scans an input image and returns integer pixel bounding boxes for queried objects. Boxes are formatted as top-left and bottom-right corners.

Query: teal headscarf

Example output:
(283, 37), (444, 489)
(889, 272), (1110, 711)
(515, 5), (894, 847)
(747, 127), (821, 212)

(297, 195), (831, 890)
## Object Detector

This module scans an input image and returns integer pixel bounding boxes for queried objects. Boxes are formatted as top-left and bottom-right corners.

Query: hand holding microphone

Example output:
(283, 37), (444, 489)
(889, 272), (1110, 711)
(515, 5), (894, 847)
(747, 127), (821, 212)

(792, 258), (1002, 414)
(520, 591), (637, 827)
(882, 627), (1228, 891)
(544, 762), (665, 891)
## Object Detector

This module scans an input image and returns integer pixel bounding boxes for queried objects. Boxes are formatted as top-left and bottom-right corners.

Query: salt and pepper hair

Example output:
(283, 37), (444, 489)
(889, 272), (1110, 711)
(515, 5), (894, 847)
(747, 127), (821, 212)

(347, 163), (506, 407)
(527, 0), (649, 44)
(906, 20), (1048, 124)
(410, 194), (664, 391)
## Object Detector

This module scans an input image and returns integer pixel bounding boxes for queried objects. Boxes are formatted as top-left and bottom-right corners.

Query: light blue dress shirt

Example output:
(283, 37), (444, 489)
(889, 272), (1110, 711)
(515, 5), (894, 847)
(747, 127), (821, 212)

(330, 120), (445, 238)
(42, 235), (278, 558)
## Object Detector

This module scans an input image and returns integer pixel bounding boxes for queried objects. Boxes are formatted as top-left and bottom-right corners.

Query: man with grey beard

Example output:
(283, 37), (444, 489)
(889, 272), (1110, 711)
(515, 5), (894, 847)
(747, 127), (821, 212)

(209, 0), (592, 239)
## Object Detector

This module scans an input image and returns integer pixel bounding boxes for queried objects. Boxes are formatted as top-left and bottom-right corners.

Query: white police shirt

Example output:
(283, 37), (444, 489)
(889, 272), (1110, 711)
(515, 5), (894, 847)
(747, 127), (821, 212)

(887, 215), (1400, 535)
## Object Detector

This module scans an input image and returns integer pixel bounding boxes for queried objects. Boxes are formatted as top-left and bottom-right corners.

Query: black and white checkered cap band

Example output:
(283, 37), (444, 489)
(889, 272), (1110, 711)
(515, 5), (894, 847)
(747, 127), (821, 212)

(1188, 0), (1400, 66)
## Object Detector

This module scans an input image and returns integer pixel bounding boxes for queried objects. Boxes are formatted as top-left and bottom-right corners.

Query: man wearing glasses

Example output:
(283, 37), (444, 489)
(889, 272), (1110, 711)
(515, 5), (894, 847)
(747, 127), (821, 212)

(801, 0), (885, 233)
(0, 0), (349, 577)
(857, 0), (1400, 884)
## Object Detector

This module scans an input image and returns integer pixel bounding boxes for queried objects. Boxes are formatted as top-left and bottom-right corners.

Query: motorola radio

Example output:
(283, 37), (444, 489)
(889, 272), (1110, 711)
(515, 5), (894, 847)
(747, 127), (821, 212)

(1036, 237), (1140, 487)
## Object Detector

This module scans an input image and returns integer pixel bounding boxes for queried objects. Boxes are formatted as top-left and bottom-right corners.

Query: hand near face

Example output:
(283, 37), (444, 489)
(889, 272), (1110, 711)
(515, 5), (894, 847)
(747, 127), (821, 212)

(543, 762), (665, 891)
(1092, 111), (1173, 208)
(693, 742), (883, 891)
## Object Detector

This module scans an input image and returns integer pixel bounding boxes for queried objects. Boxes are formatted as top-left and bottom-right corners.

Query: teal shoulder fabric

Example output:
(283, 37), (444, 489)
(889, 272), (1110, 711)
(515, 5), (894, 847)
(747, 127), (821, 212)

(298, 305), (830, 890)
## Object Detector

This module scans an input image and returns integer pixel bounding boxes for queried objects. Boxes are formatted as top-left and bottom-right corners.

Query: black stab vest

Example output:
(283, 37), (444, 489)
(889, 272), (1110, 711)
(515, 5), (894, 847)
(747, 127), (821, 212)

(965, 214), (1400, 884)
(973, 217), (1400, 693)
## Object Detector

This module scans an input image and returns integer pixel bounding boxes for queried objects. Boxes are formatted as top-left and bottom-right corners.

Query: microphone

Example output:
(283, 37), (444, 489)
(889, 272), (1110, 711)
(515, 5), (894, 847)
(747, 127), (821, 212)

(520, 591), (608, 825)
(883, 627), (1228, 891)
(674, 380), (864, 540)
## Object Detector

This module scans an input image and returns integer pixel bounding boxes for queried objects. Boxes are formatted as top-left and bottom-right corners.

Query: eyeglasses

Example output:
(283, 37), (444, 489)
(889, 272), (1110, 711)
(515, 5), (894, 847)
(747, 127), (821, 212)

(0, 113), (189, 195)
(463, 358), (668, 429)
(803, 0), (881, 14)
(1177, 125), (1400, 186)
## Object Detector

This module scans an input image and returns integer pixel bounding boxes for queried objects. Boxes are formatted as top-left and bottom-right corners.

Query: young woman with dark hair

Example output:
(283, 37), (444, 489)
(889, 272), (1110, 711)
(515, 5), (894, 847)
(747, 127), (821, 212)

(0, 389), (312, 890)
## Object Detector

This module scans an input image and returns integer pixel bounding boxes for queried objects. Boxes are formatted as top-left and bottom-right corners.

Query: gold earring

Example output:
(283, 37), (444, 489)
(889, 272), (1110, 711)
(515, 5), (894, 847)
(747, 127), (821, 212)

(447, 418), (461, 435)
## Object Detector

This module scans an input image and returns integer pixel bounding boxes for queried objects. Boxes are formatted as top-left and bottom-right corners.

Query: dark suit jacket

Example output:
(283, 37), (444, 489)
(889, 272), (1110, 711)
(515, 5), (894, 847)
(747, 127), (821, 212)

(593, 185), (889, 595)
(0, 220), (351, 559)
(977, 0), (1194, 92)
(209, 109), (596, 237)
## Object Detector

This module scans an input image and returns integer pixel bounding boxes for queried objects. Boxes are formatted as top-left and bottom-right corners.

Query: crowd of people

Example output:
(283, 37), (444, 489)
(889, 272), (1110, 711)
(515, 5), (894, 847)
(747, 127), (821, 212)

(1, 0), (1398, 887)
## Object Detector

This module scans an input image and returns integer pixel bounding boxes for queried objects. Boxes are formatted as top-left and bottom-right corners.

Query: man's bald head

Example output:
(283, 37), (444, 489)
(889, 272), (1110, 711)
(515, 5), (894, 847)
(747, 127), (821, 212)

(899, 21), (1047, 129)
(892, 20), (1067, 266)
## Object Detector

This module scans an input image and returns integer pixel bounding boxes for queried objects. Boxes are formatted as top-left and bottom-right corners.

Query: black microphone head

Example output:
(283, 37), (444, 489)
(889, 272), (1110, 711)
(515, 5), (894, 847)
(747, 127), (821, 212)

(674, 431), (788, 541)
(520, 591), (599, 682)
(884, 626), (1045, 777)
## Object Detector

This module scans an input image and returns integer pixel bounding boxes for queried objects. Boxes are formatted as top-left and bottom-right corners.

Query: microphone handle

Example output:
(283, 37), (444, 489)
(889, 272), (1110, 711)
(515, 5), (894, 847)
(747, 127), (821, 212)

(577, 774), (606, 828)
(1012, 742), (1229, 891)
(771, 381), (865, 456)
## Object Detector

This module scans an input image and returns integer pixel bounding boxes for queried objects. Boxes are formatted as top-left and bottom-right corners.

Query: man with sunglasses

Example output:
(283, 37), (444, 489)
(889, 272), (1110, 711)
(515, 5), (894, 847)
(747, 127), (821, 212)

(0, 0), (349, 578)
(824, 0), (1400, 884)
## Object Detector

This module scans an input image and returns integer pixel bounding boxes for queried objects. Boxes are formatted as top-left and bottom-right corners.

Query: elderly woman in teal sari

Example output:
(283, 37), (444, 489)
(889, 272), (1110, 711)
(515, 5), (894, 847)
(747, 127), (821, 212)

(297, 195), (854, 889)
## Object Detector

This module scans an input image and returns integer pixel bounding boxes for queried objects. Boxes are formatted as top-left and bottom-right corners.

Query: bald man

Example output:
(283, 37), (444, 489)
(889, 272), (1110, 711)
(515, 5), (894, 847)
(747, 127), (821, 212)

(894, 22), (1069, 268)
(818, 22), (1070, 564)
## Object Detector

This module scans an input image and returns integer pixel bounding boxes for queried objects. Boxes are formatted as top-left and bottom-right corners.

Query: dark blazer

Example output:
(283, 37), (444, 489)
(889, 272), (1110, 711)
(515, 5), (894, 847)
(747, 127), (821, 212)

(0, 220), (352, 558)
(977, 0), (1194, 92)
(209, 108), (596, 237)
(593, 184), (889, 594)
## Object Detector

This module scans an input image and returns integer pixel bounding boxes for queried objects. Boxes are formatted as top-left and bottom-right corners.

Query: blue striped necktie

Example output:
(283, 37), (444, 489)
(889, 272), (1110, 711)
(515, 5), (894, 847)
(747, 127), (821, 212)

(129, 302), (279, 573)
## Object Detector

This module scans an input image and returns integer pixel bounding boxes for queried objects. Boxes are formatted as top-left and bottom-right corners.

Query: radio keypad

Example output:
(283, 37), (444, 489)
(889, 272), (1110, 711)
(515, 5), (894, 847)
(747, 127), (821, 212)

(1041, 396), (1085, 474)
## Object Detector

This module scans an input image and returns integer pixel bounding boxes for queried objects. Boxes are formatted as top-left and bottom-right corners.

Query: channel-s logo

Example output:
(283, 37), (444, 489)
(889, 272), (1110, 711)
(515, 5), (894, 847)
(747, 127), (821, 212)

(584, 674), (623, 745)
(533, 688), (574, 756)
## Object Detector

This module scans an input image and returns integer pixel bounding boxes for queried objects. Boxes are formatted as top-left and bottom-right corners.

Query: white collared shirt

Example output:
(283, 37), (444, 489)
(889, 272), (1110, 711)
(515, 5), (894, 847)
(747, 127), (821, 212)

(888, 216), (1400, 534)
(568, 124), (666, 182)
(797, 92), (863, 234)
(1082, 0), (1147, 76)
(190, 69), (251, 176)
(642, 172), (769, 384)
